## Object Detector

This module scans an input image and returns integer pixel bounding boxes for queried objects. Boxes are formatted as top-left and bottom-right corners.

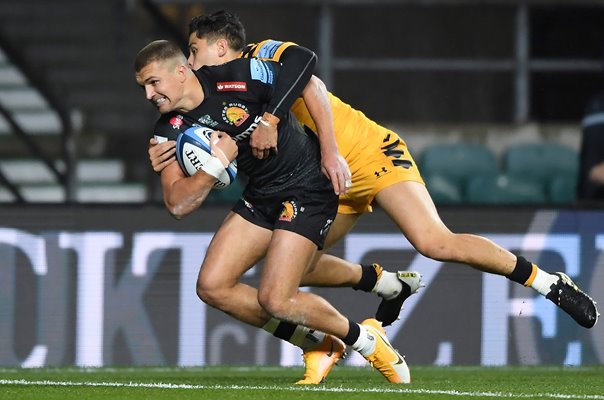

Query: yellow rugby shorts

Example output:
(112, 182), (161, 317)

(337, 130), (424, 215)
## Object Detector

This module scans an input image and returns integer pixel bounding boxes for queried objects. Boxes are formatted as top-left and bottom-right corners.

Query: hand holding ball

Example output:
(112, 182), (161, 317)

(176, 126), (238, 189)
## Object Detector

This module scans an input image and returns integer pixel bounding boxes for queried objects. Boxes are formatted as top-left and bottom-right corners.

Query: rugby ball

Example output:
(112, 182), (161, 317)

(176, 126), (237, 189)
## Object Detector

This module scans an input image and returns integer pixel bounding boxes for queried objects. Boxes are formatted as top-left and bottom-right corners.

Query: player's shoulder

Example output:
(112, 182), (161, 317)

(244, 39), (297, 61)
(196, 59), (251, 85)
(206, 57), (277, 82)
(205, 57), (252, 74)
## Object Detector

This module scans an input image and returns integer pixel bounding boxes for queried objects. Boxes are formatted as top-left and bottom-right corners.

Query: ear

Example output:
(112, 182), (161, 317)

(216, 38), (229, 58)
(176, 63), (188, 83)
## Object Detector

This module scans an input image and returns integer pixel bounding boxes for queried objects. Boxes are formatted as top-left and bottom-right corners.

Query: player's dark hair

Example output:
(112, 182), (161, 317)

(134, 40), (184, 72)
(188, 10), (246, 52)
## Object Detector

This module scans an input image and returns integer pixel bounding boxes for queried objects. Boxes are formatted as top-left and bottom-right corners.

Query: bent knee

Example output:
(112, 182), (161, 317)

(196, 278), (230, 308)
(196, 280), (214, 305)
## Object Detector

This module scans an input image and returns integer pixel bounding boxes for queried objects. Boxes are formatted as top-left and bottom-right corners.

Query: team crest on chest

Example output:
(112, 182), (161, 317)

(222, 102), (250, 127)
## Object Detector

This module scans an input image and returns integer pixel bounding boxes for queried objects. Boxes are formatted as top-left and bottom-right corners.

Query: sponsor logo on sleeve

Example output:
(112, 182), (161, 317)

(256, 41), (283, 59)
(249, 59), (274, 84)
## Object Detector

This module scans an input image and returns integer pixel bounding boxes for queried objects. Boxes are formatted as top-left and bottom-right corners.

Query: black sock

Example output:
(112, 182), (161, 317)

(352, 264), (378, 292)
(272, 321), (297, 341)
(506, 255), (533, 285)
(342, 319), (360, 346)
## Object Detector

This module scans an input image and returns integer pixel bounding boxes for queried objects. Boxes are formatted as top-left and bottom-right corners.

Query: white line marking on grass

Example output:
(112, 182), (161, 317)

(1, 379), (603, 399)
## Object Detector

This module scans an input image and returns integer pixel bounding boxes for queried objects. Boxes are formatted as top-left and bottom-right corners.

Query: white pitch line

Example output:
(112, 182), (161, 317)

(1, 379), (603, 399)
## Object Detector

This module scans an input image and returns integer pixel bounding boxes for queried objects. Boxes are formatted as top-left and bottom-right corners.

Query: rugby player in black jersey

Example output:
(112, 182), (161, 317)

(135, 40), (412, 384)
(147, 10), (600, 383)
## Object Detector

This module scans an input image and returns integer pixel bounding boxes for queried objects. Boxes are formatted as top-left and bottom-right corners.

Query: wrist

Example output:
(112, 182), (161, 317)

(211, 141), (231, 168)
(261, 112), (280, 127)
(201, 156), (225, 180)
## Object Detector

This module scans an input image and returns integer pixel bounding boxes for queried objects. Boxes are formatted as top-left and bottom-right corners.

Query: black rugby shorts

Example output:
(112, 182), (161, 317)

(232, 185), (338, 250)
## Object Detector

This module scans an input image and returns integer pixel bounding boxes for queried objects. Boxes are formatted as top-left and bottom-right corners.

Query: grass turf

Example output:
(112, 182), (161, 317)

(1, 365), (603, 400)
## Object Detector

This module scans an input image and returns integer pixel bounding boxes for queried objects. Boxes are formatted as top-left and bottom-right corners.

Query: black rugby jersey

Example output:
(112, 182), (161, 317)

(152, 58), (326, 195)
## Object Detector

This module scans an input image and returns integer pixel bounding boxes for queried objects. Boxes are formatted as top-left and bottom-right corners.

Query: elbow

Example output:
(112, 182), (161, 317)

(165, 201), (189, 220)
(310, 75), (326, 92)
(170, 210), (185, 220)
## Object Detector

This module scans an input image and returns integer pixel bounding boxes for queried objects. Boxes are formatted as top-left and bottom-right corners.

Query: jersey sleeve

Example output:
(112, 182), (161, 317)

(243, 39), (297, 62)
(244, 39), (317, 121)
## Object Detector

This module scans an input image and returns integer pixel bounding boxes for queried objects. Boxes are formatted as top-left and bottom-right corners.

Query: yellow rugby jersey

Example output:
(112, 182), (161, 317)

(242, 39), (394, 159)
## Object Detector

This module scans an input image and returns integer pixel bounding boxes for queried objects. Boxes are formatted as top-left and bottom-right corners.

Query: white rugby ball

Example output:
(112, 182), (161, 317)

(176, 126), (237, 189)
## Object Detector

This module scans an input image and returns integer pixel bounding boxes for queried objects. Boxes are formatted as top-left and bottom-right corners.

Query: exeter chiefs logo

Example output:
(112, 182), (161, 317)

(222, 102), (250, 127)
(279, 201), (298, 222)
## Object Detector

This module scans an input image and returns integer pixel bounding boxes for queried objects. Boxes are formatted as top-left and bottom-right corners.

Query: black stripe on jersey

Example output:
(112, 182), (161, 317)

(381, 139), (405, 158)
(241, 43), (257, 59)
(381, 139), (401, 151)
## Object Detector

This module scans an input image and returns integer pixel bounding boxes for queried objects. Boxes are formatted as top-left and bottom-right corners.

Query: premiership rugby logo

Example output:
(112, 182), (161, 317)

(216, 81), (247, 92)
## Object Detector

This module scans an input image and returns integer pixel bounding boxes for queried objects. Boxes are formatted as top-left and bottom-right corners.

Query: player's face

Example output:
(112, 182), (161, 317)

(135, 60), (183, 114)
(188, 34), (223, 70)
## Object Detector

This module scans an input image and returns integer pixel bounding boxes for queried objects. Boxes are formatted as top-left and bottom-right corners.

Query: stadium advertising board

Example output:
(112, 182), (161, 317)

(1, 205), (602, 367)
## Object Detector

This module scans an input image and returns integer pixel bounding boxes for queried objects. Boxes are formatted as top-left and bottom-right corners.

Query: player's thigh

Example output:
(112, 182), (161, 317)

(323, 212), (360, 250)
(260, 229), (318, 299)
(374, 181), (452, 245)
(199, 211), (271, 288)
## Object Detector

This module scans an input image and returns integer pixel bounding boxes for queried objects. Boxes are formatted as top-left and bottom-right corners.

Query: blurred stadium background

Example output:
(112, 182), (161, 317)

(0, 0), (603, 205)
(1, 0), (604, 370)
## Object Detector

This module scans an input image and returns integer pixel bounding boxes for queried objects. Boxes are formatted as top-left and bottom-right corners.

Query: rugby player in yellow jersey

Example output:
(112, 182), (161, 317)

(149, 10), (598, 384)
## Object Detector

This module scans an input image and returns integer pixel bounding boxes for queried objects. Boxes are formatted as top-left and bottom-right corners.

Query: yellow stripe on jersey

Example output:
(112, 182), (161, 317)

(243, 39), (297, 62)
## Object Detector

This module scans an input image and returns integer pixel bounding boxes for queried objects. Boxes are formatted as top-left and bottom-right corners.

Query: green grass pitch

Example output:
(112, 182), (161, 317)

(1, 365), (603, 400)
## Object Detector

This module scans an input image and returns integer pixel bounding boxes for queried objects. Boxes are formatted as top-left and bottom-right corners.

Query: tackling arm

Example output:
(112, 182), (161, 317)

(270, 43), (350, 194)
(264, 44), (317, 121)
(301, 75), (351, 194)
(248, 43), (317, 159)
